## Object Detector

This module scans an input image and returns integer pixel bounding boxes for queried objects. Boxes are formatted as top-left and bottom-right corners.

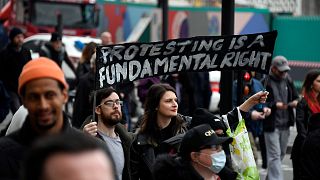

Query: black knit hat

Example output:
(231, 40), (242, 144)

(191, 108), (226, 131)
(9, 27), (23, 41)
(50, 32), (62, 42)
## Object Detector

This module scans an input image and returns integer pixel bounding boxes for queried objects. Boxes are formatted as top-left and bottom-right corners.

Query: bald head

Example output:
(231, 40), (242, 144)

(100, 32), (113, 45)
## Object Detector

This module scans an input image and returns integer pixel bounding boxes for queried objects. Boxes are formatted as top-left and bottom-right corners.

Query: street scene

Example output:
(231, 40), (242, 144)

(1, 0), (320, 180)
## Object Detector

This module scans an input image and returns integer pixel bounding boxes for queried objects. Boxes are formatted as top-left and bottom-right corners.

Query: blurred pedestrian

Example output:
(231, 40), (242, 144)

(160, 72), (212, 116)
(76, 42), (97, 80)
(0, 27), (32, 113)
(0, 22), (9, 51)
(22, 132), (117, 180)
(39, 32), (76, 74)
(291, 69), (320, 180)
(188, 72), (212, 112)
(113, 81), (135, 130)
(72, 53), (96, 128)
(137, 77), (161, 106)
(263, 55), (299, 180)
(0, 57), (78, 179)
(101, 31), (113, 45)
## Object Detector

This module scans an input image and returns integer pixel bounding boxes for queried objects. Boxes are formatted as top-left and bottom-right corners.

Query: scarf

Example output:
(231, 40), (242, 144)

(304, 91), (320, 114)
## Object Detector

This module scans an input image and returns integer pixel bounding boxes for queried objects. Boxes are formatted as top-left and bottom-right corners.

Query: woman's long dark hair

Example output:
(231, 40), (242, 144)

(302, 69), (320, 103)
(140, 83), (187, 145)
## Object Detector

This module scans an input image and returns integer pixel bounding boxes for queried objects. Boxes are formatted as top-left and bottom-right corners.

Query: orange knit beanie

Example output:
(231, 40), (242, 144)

(18, 57), (68, 95)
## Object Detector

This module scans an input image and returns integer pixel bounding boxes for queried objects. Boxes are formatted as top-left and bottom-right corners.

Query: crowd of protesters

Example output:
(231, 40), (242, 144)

(0, 27), (319, 180)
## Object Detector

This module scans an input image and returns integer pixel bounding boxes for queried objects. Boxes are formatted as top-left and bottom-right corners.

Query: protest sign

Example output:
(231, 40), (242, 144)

(96, 31), (277, 89)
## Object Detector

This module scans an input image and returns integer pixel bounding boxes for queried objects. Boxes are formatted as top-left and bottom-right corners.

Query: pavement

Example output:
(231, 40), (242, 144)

(257, 126), (296, 180)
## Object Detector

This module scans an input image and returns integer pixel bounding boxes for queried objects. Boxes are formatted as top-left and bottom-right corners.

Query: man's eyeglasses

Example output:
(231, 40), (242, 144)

(99, 100), (123, 107)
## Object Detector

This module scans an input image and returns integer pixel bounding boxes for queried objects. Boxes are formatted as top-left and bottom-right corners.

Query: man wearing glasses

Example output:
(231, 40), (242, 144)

(83, 87), (133, 180)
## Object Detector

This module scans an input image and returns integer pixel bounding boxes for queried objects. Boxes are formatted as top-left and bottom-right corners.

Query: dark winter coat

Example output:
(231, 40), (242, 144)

(301, 113), (320, 180)
(263, 75), (299, 132)
(72, 71), (95, 128)
(0, 43), (31, 93)
(76, 61), (90, 81)
(0, 114), (77, 180)
(130, 115), (190, 180)
(291, 98), (311, 160)
(0, 80), (10, 122)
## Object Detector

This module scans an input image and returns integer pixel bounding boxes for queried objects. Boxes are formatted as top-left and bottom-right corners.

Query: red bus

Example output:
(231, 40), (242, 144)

(1, 0), (99, 37)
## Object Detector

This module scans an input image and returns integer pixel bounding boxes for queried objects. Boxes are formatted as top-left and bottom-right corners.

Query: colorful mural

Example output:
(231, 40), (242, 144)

(98, 2), (270, 43)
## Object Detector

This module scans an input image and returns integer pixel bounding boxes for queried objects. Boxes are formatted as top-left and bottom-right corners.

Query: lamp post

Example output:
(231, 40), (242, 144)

(158, 0), (168, 41)
(220, 0), (235, 114)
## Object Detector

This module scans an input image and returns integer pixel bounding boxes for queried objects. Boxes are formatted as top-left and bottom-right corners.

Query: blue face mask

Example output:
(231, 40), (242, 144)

(209, 150), (226, 173)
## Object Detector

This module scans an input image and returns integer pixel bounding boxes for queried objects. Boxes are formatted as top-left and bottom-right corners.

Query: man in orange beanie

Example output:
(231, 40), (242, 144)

(0, 57), (79, 180)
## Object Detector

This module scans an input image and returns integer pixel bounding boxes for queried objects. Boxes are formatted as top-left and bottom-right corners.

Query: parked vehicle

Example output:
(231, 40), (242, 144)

(209, 71), (220, 113)
(24, 33), (101, 61)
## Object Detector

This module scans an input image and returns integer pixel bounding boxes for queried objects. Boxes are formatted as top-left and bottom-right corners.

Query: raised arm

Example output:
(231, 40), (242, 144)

(239, 91), (269, 112)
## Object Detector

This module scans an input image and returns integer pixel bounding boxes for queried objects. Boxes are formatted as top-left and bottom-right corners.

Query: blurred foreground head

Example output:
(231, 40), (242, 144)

(22, 132), (117, 180)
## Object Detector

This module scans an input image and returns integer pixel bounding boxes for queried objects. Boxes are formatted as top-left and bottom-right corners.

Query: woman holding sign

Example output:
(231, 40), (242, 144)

(130, 83), (190, 180)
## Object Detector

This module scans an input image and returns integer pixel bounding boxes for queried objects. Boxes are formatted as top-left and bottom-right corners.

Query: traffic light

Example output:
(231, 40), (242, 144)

(243, 71), (252, 96)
